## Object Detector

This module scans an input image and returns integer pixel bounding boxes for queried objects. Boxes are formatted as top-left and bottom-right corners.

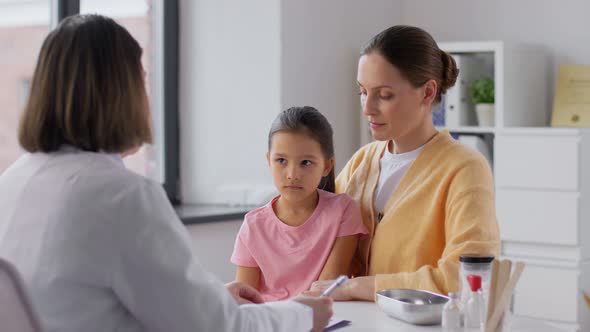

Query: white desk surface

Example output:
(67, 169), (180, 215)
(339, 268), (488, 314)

(333, 301), (565, 331)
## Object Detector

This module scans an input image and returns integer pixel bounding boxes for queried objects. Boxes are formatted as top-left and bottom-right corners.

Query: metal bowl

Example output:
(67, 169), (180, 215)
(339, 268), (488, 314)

(376, 289), (449, 325)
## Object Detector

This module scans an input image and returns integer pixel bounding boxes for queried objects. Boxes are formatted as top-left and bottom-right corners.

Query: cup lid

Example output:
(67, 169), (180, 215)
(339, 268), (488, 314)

(459, 255), (494, 263)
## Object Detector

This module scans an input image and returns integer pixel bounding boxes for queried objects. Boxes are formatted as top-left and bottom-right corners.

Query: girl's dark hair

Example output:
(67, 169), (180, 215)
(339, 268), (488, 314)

(19, 14), (152, 153)
(268, 106), (335, 193)
(361, 25), (459, 103)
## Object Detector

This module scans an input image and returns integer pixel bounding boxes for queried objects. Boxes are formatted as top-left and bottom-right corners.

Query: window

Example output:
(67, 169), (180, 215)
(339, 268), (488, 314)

(80, 0), (157, 179)
(1, 0), (180, 203)
(78, 0), (180, 202)
(0, 0), (50, 173)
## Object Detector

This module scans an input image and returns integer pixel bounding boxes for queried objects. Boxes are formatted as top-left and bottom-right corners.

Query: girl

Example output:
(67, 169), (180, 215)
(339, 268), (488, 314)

(231, 106), (368, 301)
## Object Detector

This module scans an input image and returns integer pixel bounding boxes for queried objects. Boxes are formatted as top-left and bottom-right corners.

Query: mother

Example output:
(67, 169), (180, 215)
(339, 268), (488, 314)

(311, 25), (500, 300)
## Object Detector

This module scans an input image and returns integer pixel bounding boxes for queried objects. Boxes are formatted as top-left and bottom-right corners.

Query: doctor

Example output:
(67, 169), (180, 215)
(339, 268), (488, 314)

(0, 14), (331, 332)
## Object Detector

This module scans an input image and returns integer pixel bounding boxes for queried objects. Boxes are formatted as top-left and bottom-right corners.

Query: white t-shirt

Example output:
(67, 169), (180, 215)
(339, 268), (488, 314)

(0, 147), (312, 332)
(374, 142), (425, 222)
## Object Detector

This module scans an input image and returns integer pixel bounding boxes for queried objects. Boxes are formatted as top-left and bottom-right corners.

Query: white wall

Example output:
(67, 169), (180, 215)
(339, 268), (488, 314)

(180, 0), (401, 204)
(179, 0), (281, 204)
(186, 220), (242, 283)
(280, 0), (401, 173)
(399, 0), (590, 108)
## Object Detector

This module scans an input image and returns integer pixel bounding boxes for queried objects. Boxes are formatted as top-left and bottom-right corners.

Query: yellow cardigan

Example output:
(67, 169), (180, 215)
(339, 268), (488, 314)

(336, 130), (500, 296)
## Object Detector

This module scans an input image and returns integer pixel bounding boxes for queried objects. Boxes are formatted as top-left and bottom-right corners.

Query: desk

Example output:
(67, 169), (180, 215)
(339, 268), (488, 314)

(333, 301), (565, 331)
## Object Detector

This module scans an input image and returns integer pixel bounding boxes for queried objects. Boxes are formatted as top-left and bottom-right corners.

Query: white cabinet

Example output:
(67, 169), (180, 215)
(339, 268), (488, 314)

(514, 263), (581, 323)
(496, 189), (579, 245)
(496, 134), (579, 190)
(496, 128), (590, 331)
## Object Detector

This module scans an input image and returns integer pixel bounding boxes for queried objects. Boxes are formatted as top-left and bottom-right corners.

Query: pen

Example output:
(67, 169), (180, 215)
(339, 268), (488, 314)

(320, 275), (349, 297)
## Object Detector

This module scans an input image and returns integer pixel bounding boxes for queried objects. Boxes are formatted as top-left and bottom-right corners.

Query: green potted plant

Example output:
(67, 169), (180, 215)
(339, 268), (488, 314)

(470, 77), (495, 126)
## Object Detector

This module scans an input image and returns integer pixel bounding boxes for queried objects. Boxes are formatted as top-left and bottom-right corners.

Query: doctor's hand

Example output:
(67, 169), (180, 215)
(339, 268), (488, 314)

(225, 281), (264, 305)
(292, 294), (333, 332)
(307, 276), (375, 302)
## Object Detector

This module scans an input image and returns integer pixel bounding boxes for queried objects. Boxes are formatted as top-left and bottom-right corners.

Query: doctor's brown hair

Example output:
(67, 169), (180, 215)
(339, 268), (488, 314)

(19, 14), (152, 153)
(362, 25), (459, 103)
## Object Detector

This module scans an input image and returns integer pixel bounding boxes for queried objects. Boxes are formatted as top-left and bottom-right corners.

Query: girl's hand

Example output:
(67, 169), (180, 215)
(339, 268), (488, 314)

(306, 279), (353, 301)
(307, 276), (376, 302)
(225, 281), (264, 304)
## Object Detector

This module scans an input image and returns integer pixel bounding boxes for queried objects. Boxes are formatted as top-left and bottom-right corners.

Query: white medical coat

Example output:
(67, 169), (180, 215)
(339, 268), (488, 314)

(0, 148), (312, 332)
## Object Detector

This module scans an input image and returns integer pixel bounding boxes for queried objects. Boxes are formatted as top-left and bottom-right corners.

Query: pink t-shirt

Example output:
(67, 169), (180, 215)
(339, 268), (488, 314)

(230, 189), (368, 302)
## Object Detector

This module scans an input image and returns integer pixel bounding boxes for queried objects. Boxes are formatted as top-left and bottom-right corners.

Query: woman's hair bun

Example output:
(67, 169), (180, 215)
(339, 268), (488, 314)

(439, 50), (459, 94)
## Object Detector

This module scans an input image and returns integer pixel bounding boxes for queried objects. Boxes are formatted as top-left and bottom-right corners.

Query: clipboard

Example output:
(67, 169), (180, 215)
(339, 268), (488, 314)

(324, 317), (351, 331)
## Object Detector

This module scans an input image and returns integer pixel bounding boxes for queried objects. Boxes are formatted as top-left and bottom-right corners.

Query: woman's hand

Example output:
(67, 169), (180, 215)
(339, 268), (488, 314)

(225, 281), (264, 304)
(307, 276), (376, 302)
(292, 294), (333, 332)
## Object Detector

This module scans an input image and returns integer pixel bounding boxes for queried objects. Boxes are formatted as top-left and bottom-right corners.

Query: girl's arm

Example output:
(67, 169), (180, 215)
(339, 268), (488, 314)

(236, 265), (261, 290)
(318, 235), (358, 280)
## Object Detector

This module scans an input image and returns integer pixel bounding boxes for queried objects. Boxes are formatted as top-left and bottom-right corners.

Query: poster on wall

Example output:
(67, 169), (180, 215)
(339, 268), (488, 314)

(551, 65), (590, 127)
